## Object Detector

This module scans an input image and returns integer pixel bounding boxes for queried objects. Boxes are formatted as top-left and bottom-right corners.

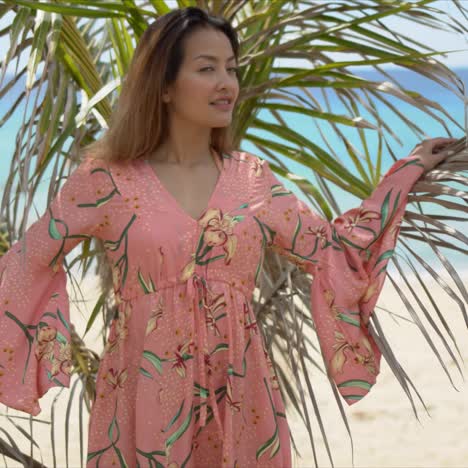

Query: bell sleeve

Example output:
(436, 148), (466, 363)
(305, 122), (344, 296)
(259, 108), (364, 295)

(258, 154), (425, 406)
(0, 156), (118, 415)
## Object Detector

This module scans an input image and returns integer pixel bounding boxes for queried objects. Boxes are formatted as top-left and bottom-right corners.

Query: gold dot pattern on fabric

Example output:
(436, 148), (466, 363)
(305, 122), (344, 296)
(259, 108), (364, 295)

(0, 149), (426, 466)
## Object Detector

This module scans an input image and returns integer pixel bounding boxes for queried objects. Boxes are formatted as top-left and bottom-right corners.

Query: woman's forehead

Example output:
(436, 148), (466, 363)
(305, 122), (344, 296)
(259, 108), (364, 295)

(184, 28), (235, 58)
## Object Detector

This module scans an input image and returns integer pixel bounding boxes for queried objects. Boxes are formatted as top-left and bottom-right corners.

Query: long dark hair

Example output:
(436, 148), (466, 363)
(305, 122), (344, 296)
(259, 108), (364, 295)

(83, 6), (240, 164)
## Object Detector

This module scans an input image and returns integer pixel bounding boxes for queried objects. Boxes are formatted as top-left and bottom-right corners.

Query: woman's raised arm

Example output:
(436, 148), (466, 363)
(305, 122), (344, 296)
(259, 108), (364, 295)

(256, 152), (426, 405)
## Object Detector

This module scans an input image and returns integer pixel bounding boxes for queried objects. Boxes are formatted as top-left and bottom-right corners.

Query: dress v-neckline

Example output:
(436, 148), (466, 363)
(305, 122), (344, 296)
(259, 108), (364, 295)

(142, 148), (226, 225)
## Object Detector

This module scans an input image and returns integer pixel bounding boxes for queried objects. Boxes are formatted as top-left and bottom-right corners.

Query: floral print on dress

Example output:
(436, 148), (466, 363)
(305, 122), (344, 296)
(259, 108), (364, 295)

(180, 207), (241, 281)
(0, 149), (425, 467)
(259, 154), (425, 406)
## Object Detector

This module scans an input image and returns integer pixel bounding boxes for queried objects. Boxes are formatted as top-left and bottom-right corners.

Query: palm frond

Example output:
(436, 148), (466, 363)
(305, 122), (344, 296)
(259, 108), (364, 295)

(0, 1), (467, 467)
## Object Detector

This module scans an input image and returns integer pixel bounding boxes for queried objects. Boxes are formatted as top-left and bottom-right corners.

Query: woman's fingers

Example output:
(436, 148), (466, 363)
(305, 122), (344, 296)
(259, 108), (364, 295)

(425, 138), (458, 154)
(425, 137), (456, 146)
(432, 139), (458, 154)
(412, 137), (459, 173)
(415, 137), (457, 152)
(433, 143), (453, 153)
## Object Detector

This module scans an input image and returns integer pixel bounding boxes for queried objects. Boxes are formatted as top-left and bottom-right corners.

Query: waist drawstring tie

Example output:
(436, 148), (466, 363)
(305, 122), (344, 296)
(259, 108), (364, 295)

(187, 273), (224, 440)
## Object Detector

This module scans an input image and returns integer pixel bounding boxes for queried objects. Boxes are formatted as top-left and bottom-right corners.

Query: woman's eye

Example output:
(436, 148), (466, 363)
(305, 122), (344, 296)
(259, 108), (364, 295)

(200, 67), (239, 73)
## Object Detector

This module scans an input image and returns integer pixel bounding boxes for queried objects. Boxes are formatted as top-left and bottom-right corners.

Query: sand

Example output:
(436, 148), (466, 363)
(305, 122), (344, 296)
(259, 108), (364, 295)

(1, 271), (467, 468)
(287, 270), (468, 468)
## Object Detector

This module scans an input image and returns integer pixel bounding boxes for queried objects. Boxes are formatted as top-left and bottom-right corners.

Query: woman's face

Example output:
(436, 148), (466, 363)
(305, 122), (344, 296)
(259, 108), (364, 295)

(163, 27), (240, 129)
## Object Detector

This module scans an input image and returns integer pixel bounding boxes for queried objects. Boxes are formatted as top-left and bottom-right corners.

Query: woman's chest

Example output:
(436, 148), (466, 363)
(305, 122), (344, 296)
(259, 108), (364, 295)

(97, 153), (271, 275)
(145, 159), (223, 223)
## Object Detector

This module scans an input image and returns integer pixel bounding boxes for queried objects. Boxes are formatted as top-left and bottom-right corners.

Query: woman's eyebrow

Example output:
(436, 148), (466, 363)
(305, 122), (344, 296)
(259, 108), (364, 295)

(194, 54), (236, 62)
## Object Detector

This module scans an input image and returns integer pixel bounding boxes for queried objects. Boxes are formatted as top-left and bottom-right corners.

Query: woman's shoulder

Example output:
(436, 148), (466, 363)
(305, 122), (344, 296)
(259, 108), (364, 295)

(79, 154), (144, 182)
(75, 155), (147, 210)
(229, 149), (269, 176)
(229, 149), (265, 163)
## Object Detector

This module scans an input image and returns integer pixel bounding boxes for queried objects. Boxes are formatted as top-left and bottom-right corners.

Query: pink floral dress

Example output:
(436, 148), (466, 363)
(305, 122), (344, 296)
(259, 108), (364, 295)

(0, 149), (425, 467)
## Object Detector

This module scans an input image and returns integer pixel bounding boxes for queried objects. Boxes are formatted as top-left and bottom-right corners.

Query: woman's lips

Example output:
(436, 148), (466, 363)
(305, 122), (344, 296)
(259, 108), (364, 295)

(210, 101), (232, 111)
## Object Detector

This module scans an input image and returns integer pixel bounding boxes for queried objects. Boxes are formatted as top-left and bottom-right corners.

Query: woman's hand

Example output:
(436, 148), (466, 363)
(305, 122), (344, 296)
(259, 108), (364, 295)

(409, 137), (459, 173)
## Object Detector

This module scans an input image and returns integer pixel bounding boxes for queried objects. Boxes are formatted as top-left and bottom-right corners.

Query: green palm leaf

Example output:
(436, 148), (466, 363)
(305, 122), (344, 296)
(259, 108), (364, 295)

(0, 1), (466, 467)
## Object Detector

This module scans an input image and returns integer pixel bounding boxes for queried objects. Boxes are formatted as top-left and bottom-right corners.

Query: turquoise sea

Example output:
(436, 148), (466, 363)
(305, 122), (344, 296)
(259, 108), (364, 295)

(1, 66), (467, 275)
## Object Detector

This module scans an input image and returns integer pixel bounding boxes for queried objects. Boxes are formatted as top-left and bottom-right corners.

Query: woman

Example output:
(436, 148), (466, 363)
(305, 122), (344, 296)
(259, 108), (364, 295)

(0, 6), (457, 468)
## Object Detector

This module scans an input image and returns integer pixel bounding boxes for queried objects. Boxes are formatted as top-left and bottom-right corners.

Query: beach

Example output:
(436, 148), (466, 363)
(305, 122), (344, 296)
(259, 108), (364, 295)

(2, 271), (467, 468)
(287, 271), (468, 468)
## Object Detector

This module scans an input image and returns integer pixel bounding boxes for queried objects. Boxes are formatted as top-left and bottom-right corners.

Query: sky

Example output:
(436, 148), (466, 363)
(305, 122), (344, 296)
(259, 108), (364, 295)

(0, 1), (466, 74)
(338, 0), (467, 69)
